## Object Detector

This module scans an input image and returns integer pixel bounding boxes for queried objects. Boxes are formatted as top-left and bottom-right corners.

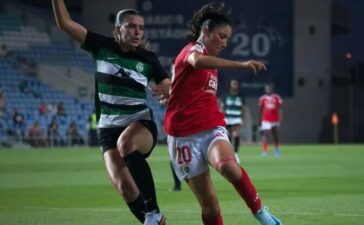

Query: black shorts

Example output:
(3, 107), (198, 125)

(99, 120), (158, 158)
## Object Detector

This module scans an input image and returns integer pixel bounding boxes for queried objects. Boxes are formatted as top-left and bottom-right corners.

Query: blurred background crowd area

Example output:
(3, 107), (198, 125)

(0, 0), (363, 148)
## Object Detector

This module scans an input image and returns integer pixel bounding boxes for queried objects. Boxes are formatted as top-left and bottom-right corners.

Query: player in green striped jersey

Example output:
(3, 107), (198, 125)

(222, 79), (248, 163)
(52, 1), (170, 224)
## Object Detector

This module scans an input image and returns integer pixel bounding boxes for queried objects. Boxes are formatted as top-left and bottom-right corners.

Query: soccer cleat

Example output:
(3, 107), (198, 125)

(261, 152), (268, 157)
(254, 206), (282, 225)
(144, 211), (166, 225)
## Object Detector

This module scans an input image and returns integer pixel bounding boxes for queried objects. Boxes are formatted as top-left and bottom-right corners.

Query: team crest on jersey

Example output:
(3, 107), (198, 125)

(136, 62), (144, 73)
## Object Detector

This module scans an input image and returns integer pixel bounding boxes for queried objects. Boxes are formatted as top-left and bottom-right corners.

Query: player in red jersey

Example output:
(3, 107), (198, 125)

(164, 3), (282, 225)
(259, 84), (283, 157)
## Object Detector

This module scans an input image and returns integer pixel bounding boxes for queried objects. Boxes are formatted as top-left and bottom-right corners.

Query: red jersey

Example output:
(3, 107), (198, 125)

(259, 93), (282, 122)
(164, 42), (226, 136)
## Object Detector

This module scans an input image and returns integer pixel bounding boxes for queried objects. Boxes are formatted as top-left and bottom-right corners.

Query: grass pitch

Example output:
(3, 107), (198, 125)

(0, 144), (363, 225)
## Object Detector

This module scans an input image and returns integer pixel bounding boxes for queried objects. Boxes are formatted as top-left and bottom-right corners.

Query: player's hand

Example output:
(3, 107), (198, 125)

(150, 82), (169, 98)
(241, 60), (266, 74)
(158, 97), (168, 106)
(148, 80), (170, 106)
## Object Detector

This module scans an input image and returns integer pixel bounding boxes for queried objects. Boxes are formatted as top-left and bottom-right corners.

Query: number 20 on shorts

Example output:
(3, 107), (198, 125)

(176, 145), (192, 164)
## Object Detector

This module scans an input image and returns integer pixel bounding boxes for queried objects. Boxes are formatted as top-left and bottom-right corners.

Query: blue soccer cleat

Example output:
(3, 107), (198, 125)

(254, 206), (282, 225)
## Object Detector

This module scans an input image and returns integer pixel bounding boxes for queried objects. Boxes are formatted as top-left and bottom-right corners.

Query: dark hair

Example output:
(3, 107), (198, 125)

(187, 3), (231, 42)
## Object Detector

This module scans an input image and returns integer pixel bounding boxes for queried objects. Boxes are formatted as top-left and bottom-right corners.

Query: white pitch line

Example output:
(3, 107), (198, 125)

(1, 206), (363, 218)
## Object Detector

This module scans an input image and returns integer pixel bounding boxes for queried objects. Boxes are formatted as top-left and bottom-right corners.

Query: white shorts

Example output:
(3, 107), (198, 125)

(167, 126), (230, 180)
(261, 121), (280, 131)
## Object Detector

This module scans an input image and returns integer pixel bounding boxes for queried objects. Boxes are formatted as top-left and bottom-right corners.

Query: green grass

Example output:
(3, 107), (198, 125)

(0, 144), (363, 225)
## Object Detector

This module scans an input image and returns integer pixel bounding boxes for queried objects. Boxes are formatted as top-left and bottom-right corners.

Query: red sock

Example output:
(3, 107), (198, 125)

(262, 141), (268, 152)
(201, 210), (224, 225)
(231, 167), (262, 214)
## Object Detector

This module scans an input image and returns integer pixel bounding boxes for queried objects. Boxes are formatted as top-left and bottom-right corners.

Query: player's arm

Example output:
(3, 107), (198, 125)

(258, 101), (263, 126)
(187, 52), (266, 74)
(52, 0), (87, 44)
(153, 78), (171, 97)
(150, 78), (171, 103)
(278, 96), (283, 121)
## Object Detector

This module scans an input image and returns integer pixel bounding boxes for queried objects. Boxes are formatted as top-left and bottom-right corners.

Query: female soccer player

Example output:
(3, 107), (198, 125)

(259, 83), (283, 157)
(222, 79), (248, 163)
(52, 1), (170, 224)
(164, 3), (282, 225)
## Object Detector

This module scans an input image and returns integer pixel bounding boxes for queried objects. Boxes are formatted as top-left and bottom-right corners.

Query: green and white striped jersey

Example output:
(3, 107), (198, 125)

(82, 31), (168, 128)
(223, 93), (246, 126)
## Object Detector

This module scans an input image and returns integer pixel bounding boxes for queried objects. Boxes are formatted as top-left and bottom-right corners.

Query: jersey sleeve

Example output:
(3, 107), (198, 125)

(148, 52), (169, 84)
(183, 42), (204, 64)
(81, 31), (110, 57)
(258, 96), (264, 106)
(278, 95), (283, 105)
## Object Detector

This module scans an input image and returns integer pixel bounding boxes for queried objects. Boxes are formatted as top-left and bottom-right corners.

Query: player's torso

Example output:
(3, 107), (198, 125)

(93, 42), (154, 128)
(224, 94), (243, 125)
(165, 42), (225, 136)
(260, 94), (281, 121)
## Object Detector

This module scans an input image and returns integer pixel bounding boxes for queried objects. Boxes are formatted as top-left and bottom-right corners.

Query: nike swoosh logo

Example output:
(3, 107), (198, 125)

(107, 57), (118, 60)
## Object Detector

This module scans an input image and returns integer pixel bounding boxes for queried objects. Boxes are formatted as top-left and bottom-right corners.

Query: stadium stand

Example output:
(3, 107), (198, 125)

(0, 3), (166, 147)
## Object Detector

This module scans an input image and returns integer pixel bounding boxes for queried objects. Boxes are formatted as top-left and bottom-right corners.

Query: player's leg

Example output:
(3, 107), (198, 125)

(170, 162), (181, 191)
(186, 171), (224, 225)
(271, 126), (281, 157)
(231, 125), (241, 163)
(103, 149), (145, 223)
(226, 125), (233, 142)
(100, 127), (146, 223)
(260, 122), (270, 156)
(208, 139), (262, 213)
(118, 121), (165, 225)
(208, 139), (282, 225)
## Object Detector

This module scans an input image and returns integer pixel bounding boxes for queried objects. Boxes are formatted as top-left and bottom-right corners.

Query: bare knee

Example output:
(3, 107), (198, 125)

(217, 159), (241, 182)
(117, 134), (136, 156)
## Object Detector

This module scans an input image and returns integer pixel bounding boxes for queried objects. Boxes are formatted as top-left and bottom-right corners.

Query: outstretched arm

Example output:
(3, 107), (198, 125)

(187, 52), (266, 74)
(52, 0), (87, 44)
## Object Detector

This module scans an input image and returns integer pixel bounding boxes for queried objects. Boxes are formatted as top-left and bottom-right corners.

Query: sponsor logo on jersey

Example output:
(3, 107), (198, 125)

(204, 73), (218, 94)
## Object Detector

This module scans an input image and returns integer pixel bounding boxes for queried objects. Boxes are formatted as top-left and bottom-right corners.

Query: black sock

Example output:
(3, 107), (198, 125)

(234, 136), (240, 153)
(124, 151), (159, 213)
(127, 194), (145, 223)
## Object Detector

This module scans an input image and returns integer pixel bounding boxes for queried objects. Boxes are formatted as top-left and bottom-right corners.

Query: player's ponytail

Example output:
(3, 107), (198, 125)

(186, 3), (232, 42)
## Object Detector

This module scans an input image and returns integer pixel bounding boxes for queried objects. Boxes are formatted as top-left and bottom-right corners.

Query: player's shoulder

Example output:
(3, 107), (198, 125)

(259, 94), (269, 101)
(189, 41), (205, 53)
(135, 47), (157, 57)
(272, 93), (282, 99)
